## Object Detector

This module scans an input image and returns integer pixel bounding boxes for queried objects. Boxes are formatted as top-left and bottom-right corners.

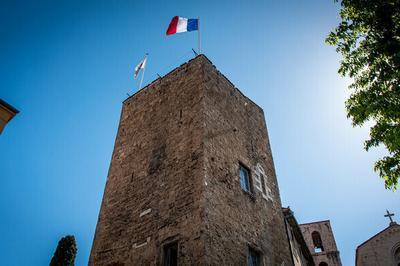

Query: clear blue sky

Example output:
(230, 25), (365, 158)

(1, 0), (399, 265)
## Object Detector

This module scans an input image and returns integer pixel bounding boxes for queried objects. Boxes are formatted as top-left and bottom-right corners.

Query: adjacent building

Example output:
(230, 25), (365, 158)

(355, 211), (400, 266)
(283, 207), (315, 266)
(90, 55), (293, 265)
(299, 220), (342, 266)
(0, 98), (19, 134)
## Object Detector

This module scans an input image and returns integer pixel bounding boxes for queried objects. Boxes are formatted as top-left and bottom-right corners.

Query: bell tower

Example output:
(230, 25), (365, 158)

(300, 220), (342, 266)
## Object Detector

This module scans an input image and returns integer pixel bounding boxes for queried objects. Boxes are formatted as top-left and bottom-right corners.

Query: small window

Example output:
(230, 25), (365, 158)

(248, 247), (261, 266)
(239, 164), (251, 192)
(319, 262), (328, 266)
(163, 242), (178, 266)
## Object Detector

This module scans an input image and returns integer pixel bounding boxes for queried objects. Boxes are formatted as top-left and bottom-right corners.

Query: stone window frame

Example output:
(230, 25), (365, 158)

(247, 245), (263, 266)
(253, 163), (272, 201)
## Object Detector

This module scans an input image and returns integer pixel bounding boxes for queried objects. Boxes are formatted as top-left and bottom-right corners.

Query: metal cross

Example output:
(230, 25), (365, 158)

(384, 210), (395, 223)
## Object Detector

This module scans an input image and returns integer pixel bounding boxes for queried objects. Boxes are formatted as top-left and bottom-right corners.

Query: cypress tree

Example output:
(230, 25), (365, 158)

(50, 235), (77, 266)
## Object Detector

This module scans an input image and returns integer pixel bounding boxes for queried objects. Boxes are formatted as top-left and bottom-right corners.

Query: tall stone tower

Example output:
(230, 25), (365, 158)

(299, 220), (342, 266)
(89, 55), (292, 265)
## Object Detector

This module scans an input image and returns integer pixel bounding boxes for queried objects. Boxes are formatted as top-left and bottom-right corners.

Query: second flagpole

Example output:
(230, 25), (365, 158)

(198, 17), (201, 54)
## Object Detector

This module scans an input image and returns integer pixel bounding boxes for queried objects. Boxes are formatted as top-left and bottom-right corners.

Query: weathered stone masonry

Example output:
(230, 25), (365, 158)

(300, 221), (342, 266)
(89, 55), (292, 265)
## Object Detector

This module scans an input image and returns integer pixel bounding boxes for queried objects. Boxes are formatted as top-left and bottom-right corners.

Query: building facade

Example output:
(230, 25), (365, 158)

(283, 207), (315, 266)
(89, 55), (292, 265)
(0, 99), (19, 134)
(299, 220), (342, 266)
(356, 221), (400, 266)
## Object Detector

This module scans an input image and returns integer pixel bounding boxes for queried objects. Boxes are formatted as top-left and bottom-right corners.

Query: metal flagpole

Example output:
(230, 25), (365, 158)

(198, 17), (201, 54)
(139, 54), (148, 90)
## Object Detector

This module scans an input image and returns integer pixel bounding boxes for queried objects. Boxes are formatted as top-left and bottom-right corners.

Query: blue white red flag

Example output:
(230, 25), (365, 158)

(166, 16), (198, 35)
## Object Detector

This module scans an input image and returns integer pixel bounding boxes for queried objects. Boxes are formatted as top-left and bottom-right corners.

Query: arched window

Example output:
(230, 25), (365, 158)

(319, 262), (328, 266)
(312, 231), (324, 252)
(394, 246), (400, 265)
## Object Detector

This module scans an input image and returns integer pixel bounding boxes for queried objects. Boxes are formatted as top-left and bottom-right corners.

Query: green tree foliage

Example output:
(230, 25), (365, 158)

(50, 235), (77, 266)
(326, 0), (400, 190)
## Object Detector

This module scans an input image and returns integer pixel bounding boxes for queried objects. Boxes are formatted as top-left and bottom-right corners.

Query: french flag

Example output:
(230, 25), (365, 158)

(166, 16), (199, 35)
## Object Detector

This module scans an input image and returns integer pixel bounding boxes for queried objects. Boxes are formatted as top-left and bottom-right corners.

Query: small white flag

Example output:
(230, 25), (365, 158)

(134, 55), (147, 79)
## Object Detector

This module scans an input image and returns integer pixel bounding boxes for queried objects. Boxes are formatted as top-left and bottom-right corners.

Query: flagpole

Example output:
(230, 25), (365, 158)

(139, 54), (147, 90)
(197, 17), (201, 54)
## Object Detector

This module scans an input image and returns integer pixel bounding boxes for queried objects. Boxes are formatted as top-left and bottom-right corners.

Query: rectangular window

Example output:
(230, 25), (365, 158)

(239, 164), (251, 192)
(248, 247), (261, 266)
(163, 242), (178, 266)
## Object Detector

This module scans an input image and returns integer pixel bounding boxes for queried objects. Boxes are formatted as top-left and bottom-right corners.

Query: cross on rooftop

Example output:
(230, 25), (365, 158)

(384, 210), (395, 223)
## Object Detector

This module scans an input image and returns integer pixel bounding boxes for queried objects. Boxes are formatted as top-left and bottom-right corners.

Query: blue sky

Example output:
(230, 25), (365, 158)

(1, 0), (399, 265)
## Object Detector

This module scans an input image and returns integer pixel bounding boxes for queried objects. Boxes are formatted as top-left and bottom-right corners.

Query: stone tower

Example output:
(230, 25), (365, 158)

(89, 55), (292, 265)
(299, 220), (342, 266)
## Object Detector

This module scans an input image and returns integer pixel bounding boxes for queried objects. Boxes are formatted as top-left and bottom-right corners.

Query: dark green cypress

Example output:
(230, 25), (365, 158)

(50, 235), (77, 266)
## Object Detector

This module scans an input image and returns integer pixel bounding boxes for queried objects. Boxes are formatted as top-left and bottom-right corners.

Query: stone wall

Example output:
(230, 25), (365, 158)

(356, 223), (400, 266)
(300, 221), (342, 266)
(90, 57), (207, 265)
(89, 55), (292, 265)
(201, 59), (292, 265)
